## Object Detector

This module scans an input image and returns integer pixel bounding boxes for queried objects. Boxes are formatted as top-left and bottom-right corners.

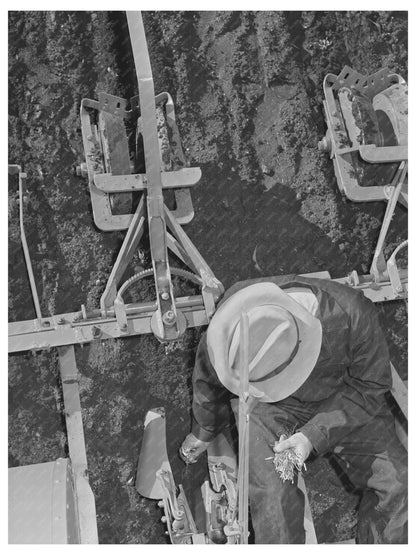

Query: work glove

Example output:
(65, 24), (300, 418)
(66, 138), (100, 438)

(179, 432), (211, 464)
(273, 432), (313, 466)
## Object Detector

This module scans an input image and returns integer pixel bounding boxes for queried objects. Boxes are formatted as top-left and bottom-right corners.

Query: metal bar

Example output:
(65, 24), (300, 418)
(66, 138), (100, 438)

(94, 167), (202, 192)
(9, 166), (43, 319)
(9, 305), (209, 353)
(57, 345), (98, 543)
(100, 195), (146, 312)
(9, 295), (204, 337)
(9, 266), (407, 353)
(370, 162), (407, 282)
(126, 11), (178, 340)
(359, 145), (408, 163)
(166, 232), (193, 267)
(390, 362), (408, 419)
(387, 240), (408, 298)
(237, 312), (250, 543)
(164, 205), (221, 281)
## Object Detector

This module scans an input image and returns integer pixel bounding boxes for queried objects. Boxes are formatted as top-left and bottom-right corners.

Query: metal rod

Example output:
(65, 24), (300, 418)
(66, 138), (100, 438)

(12, 166), (42, 319)
(100, 195), (146, 312)
(237, 312), (250, 543)
(370, 161), (407, 281)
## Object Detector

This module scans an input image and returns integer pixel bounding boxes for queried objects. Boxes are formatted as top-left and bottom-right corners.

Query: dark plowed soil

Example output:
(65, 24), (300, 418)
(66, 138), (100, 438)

(8, 11), (407, 544)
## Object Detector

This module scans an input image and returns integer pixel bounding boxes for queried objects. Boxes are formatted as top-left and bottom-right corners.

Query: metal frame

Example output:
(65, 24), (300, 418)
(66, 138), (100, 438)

(319, 65), (408, 206)
(78, 12), (223, 343)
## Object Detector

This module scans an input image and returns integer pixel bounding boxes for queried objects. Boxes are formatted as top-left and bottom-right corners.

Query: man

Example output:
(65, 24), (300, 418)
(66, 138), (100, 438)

(180, 275), (407, 544)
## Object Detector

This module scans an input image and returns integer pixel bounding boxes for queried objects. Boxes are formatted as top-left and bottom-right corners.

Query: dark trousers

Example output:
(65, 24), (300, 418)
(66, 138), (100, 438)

(230, 398), (408, 544)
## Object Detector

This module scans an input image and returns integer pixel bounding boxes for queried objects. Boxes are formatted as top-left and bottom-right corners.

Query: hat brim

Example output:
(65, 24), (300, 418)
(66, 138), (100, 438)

(207, 282), (322, 403)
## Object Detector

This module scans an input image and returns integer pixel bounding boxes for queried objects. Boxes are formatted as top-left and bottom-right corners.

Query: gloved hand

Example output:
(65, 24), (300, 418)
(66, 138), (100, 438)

(179, 433), (211, 464)
(273, 432), (313, 466)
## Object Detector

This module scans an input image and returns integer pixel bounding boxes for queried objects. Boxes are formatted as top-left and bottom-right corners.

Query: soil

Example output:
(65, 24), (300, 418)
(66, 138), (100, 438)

(8, 11), (407, 544)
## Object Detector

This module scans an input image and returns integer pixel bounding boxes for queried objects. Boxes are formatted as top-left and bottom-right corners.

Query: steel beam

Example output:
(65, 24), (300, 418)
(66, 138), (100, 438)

(94, 168), (201, 193)
(9, 268), (407, 354)
(9, 302), (208, 354)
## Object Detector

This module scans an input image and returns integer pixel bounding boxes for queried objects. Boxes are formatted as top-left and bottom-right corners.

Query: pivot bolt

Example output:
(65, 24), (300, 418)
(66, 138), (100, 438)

(74, 162), (88, 178)
(92, 325), (102, 338)
(162, 310), (176, 326)
(318, 136), (332, 153)
(161, 291), (170, 301)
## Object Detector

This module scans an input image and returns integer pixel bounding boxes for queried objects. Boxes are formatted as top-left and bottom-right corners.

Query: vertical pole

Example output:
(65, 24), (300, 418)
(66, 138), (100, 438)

(237, 312), (250, 543)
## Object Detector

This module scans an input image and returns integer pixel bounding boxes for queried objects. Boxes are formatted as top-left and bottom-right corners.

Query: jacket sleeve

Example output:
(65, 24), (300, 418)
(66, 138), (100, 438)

(299, 296), (392, 455)
(191, 332), (234, 442)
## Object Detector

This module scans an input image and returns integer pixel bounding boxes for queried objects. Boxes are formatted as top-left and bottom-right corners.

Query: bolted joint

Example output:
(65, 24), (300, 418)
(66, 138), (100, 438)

(318, 136), (332, 153)
(91, 325), (102, 339)
(162, 310), (176, 327)
(74, 162), (88, 178)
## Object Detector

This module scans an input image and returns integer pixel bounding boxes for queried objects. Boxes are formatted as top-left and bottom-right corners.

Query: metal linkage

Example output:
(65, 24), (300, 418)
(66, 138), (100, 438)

(370, 161), (407, 282)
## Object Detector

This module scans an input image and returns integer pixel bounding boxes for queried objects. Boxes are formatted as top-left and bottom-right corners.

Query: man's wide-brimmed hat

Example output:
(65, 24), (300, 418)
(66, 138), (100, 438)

(206, 282), (322, 403)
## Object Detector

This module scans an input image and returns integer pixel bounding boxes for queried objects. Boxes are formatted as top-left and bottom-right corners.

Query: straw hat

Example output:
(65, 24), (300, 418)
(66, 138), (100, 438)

(206, 282), (322, 402)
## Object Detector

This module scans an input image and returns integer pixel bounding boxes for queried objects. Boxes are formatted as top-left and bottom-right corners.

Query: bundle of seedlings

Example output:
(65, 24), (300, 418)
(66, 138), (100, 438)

(266, 434), (306, 483)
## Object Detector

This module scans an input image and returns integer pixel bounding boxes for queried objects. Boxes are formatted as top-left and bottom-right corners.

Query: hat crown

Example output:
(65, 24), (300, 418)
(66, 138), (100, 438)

(206, 282), (322, 403)
(229, 305), (299, 381)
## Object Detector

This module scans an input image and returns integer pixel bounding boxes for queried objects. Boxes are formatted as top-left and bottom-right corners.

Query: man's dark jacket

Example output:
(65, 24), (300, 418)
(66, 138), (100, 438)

(191, 275), (392, 455)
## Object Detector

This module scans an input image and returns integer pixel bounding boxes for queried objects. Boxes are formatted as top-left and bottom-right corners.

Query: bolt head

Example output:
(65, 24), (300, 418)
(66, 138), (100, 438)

(318, 136), (331, 153)
(162, 310), (176, 326)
